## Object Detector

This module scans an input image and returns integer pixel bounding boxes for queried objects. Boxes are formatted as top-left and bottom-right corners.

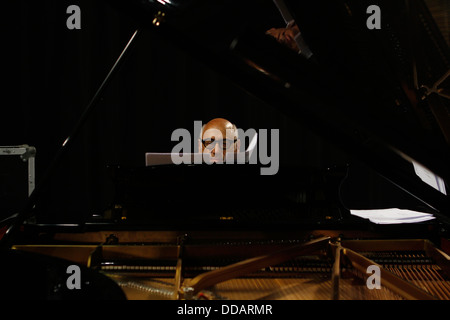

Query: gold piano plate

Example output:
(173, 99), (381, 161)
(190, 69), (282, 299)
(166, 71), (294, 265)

(11, 231), (450, 300)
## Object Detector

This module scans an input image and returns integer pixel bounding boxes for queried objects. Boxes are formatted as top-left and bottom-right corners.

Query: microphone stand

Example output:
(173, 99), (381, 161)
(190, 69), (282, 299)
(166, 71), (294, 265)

(0, 28), (141, 250)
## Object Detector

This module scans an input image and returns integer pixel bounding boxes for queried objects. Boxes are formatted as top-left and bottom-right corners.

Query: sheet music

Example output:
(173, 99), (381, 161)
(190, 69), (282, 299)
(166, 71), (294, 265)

(145, 133), (258, 166)
(412, 160), (447, 195)
(350, 208), (435, 224)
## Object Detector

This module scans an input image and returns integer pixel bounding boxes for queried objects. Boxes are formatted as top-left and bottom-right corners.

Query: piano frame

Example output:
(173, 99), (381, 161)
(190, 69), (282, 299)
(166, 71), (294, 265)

(11, 228), (450, 300)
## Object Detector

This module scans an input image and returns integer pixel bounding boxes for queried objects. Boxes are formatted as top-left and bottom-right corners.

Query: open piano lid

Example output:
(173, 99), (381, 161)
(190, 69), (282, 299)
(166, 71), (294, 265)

(105, 0), (450, 222)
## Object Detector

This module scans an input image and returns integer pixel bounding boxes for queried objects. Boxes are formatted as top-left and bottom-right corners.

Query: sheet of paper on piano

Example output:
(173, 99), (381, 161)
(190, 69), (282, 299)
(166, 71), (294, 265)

(412, 160), (447, 195)
(350, 208), (436, 224)
(145, 132), (258, 166)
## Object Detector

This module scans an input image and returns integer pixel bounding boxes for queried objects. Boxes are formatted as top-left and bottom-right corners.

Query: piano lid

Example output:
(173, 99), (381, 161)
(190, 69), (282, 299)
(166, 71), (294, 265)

(106, 0), (450, 218)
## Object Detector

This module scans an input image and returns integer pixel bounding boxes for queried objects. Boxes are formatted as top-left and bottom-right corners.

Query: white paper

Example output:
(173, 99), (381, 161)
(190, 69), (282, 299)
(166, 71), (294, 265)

(145, 133), (258, 166)
(350, 208), (435, 224)
(412, 160), (447, 195)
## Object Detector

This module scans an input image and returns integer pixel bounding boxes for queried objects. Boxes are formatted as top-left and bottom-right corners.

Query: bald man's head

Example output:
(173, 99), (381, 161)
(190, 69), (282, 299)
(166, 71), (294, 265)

(199, 118), (240, 160)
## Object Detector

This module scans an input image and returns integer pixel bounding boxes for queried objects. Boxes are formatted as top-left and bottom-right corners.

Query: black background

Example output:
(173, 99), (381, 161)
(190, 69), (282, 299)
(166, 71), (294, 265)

(2, 0), (448, 223)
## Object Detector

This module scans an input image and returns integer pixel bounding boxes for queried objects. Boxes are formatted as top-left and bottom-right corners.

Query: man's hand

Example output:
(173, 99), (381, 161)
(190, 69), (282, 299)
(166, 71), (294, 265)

(266, 24), (300, 52)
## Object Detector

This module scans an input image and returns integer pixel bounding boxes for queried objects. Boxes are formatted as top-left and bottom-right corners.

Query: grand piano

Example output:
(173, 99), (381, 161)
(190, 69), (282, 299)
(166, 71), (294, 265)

(1, 0), (450, 300)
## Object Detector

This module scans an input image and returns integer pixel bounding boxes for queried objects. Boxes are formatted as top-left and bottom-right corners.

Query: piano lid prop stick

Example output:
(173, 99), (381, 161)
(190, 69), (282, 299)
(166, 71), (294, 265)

(0, 28), (142, 250)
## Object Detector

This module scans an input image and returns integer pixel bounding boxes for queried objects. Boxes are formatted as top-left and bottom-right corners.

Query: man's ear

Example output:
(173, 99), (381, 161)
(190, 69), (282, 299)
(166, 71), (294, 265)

(198, 139), (202, 153)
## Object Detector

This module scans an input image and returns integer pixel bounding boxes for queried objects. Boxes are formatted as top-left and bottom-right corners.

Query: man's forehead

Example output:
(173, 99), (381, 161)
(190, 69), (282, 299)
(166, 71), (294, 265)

(202, 126), (236, 138)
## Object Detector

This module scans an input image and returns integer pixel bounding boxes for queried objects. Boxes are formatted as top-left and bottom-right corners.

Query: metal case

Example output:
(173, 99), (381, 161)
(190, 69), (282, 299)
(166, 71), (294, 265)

(0, 145), (36, 220)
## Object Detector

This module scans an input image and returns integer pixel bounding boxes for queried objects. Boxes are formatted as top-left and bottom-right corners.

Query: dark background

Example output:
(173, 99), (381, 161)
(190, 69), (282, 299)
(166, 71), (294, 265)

(1, 0), (448, 223)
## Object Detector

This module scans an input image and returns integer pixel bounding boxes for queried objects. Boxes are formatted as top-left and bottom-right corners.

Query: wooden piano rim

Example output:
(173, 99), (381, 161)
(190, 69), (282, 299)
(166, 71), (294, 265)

(12, 238), (450, 261)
